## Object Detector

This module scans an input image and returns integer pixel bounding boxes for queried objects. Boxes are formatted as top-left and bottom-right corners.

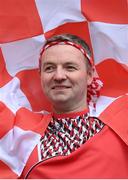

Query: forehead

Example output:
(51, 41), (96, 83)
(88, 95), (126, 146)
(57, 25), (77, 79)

(41, 44), (86, 65)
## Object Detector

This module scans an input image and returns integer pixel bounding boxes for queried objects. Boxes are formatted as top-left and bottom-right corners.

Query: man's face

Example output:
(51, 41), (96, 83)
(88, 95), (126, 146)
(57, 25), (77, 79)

(41, 44), (93, 111)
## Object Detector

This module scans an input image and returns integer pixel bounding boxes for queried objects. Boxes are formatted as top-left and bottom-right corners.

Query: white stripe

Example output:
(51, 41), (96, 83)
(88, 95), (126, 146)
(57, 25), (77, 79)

(35, 0), (86, 32)
(0, 77), (32, 113)
(37, 141), (42, 162)
(0, 126), (41, 176)
(89, 22), (128, 65)
(1, 35), (45, 76)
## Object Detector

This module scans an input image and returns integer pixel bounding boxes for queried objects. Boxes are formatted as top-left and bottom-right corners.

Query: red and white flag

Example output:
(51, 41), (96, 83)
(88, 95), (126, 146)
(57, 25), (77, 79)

(0, 0), (127, 178)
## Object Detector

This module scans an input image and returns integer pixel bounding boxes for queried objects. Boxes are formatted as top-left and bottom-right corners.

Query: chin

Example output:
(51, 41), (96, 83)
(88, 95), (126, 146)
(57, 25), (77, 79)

(50, 97), (69, 104)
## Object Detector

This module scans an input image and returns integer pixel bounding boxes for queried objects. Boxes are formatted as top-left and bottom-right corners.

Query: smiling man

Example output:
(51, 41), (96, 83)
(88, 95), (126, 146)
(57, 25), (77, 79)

(38, 34), (104, 165)
(41, 38), (93, 113)
(23, 34), (128, 179)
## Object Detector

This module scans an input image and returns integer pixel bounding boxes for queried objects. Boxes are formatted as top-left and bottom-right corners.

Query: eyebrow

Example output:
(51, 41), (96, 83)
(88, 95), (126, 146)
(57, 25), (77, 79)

(42, 62), (55, 67)
(64, 62), (78, 65)
(42, 61), (79, 66)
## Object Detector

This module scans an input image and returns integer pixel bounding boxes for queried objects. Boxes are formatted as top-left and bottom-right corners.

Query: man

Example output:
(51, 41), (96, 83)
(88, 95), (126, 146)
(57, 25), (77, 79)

(39, 34), (104, 159)
(22, 34), (128, 179)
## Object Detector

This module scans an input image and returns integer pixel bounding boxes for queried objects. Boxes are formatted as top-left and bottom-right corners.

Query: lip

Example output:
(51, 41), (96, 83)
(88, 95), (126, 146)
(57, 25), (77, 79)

(51, 85), (71, 90)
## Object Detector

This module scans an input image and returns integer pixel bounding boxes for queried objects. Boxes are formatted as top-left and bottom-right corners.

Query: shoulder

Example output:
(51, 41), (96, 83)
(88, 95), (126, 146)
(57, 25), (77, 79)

(99, 94), (128, 145)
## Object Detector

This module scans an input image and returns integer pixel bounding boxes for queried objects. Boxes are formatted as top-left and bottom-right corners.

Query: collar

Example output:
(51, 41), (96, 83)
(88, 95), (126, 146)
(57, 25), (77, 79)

(52, 108), (89, 119)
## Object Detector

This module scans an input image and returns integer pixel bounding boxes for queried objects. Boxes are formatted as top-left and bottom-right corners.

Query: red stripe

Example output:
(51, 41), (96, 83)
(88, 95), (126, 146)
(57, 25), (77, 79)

(0, 101), (15, 138)
(81, 0), (128, 24)
(15, 107), (51, 134)
(0, 49), (12, 87)
(0, 0), (43, 43)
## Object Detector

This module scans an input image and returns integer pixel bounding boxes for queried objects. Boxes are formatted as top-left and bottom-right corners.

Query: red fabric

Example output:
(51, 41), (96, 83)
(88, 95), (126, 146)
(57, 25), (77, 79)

(81, 0), (128, 23)
(0, 0), (43, 43)
(97, 60), (128, 97)
(21, 95), (128, 179)
(25, 126), (128, 179)
(0, 161), (18, 179)
(100, 94), (128, 145)
(0, 102), (15, 138)
(52, 108), (88, 118)
(15, 107), (51, 134)
(0, 49), (12, 87)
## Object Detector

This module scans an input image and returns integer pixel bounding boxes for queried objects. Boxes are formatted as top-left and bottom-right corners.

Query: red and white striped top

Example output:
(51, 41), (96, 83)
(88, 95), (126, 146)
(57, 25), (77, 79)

(40, 109), (104, 160)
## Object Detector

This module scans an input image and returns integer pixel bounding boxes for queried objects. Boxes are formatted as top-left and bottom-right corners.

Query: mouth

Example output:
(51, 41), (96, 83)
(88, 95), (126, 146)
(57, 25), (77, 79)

(52, 85), (71, 90)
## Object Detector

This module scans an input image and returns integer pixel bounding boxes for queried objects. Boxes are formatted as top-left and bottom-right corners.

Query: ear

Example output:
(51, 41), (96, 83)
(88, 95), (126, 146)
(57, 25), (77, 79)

(87, 68), (94, 85)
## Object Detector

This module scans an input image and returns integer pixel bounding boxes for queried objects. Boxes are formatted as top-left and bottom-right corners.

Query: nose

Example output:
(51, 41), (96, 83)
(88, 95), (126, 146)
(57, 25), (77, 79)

(53, 67), (66, 81)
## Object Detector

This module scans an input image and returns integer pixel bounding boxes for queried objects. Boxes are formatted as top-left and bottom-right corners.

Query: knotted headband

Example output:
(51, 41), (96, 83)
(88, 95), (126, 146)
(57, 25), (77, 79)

(39, 40), (103, 108)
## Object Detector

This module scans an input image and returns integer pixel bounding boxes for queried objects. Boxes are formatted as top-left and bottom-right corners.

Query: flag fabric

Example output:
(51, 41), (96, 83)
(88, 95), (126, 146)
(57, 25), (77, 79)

(0, 0), (128, 178)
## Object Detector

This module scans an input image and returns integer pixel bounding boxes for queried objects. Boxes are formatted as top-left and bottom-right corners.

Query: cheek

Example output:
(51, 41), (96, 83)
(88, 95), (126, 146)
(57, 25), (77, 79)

(72, 72), (88, 84)
(76, 74), (88, 90)
(41, 74), (51, 88)
(41, 74), (46, 87)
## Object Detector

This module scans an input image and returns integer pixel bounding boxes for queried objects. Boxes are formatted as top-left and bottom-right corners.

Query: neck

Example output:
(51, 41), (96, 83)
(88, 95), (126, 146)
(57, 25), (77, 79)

(52, 100), (88, 114)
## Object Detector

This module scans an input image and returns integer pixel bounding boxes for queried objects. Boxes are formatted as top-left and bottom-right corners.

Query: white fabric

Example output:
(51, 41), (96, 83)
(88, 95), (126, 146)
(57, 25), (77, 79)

(89, 22), (128, 65)
(1, 35), (45, 76)
(89, 95), (116, 117)
(35, 0), (86, 32)
(0, 126), (41, 176)
(0, 77), (32, 114)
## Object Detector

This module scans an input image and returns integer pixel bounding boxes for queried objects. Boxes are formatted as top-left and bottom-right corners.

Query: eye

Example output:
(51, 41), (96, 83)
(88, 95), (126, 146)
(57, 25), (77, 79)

(43, 65), (55, 73)
(66, 65), (77, 71)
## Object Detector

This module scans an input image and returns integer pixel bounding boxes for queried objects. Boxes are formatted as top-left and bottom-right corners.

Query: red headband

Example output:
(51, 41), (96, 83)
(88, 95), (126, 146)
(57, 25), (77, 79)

(39, 40), (94, 71)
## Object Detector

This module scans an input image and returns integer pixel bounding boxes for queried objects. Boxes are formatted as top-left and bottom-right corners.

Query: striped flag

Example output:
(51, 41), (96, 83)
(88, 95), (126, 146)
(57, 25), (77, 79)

(0, 0), (127, 178)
